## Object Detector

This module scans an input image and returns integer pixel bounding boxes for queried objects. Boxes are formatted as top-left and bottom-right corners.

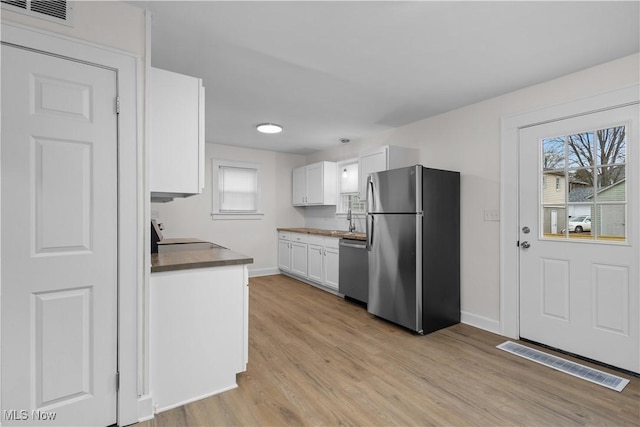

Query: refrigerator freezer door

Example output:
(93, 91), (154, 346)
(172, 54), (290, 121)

(367, 213), (422, 332)
(367, 165), (421, 214)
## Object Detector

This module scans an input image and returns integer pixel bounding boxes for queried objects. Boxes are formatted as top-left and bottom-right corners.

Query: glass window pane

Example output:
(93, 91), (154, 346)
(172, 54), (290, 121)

(568, 132), (594, 168)
(597, 126), (626, 166)
(542, 172), (566, 204)
(567, 168), (593, 193)
(542, 136), (565, 170)
(596, 204), (625, 241)
(220, 166), (258, 212)
(542, 206), (565, 239)
(566, 206), (594, 240)
(596, 165), (626, 202)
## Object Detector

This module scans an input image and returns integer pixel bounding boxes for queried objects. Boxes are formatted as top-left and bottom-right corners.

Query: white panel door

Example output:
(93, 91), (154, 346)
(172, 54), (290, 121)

(324, 246), (340, 291)
(305, 163), (323, 204)
(519, 104), (639, 373)
(278, 239), (291, 272)
(292, 166), (306, 205)
(358, 148), (387, 201)
(1, 45), (118, 425)
(290, 242), (308, 277)
(307, 244), (323, 283)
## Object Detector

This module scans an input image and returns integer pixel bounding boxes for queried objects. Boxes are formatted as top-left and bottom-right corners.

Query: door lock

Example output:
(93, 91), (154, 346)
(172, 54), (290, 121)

(522, 226), (530, 234)
(521, 241), (531, 249)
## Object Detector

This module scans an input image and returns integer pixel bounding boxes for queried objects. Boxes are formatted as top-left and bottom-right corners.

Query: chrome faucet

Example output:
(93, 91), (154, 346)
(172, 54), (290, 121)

(347, 208), (356, 232)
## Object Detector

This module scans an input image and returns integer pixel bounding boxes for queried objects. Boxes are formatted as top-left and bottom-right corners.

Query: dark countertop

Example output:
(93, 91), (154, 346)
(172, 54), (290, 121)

(277, 227), (366, 241)
(151, 244), (253, 273)
(158, 237), (211, 245)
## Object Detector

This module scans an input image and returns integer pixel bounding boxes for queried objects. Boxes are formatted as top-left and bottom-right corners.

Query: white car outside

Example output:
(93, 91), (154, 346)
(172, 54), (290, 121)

(567, 215), (591, 233)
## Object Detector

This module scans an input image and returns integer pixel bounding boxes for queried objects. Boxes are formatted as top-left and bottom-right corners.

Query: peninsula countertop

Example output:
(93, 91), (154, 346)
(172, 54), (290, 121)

(151, 242), (253, 273)
(277, 227), (366, 241)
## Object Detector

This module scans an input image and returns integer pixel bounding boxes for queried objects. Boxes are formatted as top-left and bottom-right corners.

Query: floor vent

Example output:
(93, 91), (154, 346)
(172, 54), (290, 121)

(1, 0), (74, 26)
(497, 341), (629, 392)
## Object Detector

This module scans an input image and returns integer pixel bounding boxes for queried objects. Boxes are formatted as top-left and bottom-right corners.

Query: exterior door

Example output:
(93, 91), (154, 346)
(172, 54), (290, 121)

(519, 104), (639, 373)
(1, 45), (118, 425)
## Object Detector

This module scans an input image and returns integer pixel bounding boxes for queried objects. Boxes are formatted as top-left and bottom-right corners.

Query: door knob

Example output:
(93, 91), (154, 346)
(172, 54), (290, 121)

(521, 241), (531, 249)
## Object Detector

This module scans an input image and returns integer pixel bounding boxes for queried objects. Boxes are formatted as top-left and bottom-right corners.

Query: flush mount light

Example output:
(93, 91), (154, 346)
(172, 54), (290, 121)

(256, 123), (283, 134)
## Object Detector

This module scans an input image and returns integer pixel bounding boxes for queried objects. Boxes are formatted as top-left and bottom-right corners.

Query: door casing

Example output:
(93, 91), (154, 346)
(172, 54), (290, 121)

(500, 85), (640, 357)
(0, 22), (142, 426)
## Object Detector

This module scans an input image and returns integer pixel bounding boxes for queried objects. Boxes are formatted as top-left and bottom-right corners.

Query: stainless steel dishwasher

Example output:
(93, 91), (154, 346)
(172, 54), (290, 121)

(339, 238), (369, 304)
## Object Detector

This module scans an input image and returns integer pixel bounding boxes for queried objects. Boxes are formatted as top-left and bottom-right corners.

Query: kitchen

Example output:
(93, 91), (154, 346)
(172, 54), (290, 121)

(1, 1), (639, 426)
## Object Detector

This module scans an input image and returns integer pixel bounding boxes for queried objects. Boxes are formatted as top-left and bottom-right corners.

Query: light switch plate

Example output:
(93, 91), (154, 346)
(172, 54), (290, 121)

(484, 209), (500, 222)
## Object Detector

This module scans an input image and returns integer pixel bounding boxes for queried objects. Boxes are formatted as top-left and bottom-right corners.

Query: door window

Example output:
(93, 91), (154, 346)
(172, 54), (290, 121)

(541, 125), (627, 242)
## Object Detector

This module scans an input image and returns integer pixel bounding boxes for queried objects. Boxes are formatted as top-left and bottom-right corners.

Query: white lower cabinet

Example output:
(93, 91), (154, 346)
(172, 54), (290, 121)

(150, 264), (249, 413)
(278, 238), (292, 272)
(278, 231), (340, 293)
(290, 241), (308, 277)
(307, 244), (324, 283)
(324, 242), (340, 291)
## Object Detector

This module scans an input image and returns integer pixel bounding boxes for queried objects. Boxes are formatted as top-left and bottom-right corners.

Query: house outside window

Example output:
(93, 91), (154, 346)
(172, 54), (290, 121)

(211, 159), (263, 219)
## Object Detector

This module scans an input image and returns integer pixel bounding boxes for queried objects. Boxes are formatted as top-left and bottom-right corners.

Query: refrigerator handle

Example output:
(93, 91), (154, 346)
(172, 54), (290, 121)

(366, 214), (374, 251)
(367, 175), (375, 212)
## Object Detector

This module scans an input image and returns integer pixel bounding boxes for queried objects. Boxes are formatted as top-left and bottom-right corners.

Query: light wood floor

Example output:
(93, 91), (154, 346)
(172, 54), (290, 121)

(139, 274), (639, 426)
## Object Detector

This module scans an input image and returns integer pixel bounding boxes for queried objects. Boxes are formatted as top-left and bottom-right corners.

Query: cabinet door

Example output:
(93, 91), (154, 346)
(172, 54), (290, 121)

(324, 246), (340, 291)
(307, 244), (324, 283)
(278, 239), (291, 272)
(358, 148), (387, 200)
(150, 67), (204, 195)
(292, 167), (307, 206)
(290, 242), (308, 277)
(305, 163), (324, 204)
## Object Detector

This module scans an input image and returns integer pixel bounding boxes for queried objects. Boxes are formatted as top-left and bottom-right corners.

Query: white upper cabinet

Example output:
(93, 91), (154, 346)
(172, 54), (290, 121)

(292, 161), (337, 206)
(292, 167), (307, 206)
(358, 145), (418, 200)
(150, 67), (205, 202)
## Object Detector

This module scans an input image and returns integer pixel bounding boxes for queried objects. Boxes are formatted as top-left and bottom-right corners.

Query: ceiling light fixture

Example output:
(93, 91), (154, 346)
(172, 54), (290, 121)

(256, 123), (283, 134)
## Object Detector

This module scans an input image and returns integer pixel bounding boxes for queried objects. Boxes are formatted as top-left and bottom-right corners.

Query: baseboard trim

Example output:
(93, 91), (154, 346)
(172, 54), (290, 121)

(137, 394), (154, 423)
(154, 384), (238, 415)
(461, 311), (500, 334)
(280, 272), (342, 297)
(248, 267), (280, 277)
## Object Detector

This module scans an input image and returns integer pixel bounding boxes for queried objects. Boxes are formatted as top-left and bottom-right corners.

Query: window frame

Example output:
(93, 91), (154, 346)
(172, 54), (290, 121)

(211, 158), (264, 220)
(336, 158), (366, 216)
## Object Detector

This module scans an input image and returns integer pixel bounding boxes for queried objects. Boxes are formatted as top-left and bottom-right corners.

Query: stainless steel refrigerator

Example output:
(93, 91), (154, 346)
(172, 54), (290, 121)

(366, 165), (460, 334)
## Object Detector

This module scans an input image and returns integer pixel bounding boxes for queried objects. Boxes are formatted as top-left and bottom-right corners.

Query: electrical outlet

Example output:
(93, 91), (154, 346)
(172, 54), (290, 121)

(484, 209), (500, 222)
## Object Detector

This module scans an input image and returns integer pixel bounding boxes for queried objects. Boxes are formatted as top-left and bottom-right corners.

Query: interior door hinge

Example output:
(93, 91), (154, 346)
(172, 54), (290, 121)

(116, 371), (120, 391)
(115, 96), (121, 115)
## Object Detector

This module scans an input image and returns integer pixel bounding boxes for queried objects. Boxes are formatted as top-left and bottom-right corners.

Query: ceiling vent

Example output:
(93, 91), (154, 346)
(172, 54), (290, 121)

(1, 0), (74, 26)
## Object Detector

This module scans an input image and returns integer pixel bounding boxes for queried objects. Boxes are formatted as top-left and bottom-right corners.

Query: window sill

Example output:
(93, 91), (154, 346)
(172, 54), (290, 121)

(336, 212), (367, 217)
(211, 213), (264, 220)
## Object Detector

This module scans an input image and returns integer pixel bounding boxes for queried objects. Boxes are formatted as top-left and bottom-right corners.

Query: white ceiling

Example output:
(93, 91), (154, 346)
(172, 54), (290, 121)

(132, 1), (640, 155)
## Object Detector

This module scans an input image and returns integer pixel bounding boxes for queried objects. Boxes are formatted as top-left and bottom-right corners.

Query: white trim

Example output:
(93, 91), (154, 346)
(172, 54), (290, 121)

(0, 21), (142, 426)
(211, 158), (264, 218)
(461, 311), (501, 335)
(137, 394), (154, 423)
(154, 385), (238, 415)
(500, 84), (640, 340)
(248, 267), (280, 277)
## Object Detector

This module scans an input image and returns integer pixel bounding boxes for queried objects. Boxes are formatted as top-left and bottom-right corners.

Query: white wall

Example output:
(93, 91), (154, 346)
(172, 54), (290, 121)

(151, 143), (306, 275)
(306, 53), (640, 328)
